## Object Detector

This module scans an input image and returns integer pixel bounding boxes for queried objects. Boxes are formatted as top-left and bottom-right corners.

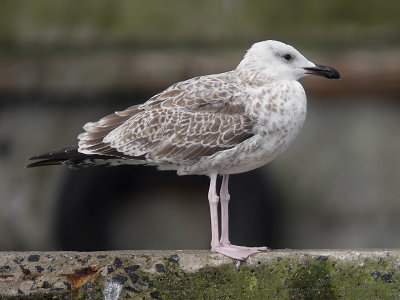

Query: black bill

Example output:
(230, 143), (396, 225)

(304, 63), (341, 79)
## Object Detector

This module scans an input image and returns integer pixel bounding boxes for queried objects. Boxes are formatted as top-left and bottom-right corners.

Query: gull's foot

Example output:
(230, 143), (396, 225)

(223, 244), (269, 252)
(212, 244), (268, 260)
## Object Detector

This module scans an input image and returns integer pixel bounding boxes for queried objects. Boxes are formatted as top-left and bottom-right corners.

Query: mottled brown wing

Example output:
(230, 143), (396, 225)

(103, 108), (253, 163)
(78, 71), (253, 162)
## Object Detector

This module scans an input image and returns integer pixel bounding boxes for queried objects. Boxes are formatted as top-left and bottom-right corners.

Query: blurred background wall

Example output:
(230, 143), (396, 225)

(0, 0), (399, 251)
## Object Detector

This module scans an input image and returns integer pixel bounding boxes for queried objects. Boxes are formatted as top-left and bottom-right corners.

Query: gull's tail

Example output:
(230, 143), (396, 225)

(27, 145), (125, 169)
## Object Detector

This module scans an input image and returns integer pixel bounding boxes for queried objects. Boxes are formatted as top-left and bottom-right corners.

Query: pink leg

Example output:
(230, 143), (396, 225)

(210, 174), (268, 260)
(208, 174), (220, 250)
(219, 174), (230, 245)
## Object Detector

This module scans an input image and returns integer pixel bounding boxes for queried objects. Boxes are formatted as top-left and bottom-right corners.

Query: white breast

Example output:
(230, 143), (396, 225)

(253, 80), (307, 164)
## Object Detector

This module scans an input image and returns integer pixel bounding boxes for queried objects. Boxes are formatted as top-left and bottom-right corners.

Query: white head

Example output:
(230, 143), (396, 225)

(237, 40), (340, 81)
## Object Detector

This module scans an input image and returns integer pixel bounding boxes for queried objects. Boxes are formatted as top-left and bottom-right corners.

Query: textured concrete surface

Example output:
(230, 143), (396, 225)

(1, 250), (400, 299)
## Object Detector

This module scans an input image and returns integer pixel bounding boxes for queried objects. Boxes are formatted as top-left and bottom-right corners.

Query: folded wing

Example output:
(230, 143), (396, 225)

(78, 72), (254, 165)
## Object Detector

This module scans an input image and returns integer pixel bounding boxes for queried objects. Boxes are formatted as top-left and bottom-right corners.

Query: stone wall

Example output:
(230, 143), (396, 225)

(1, 250), (399, 299)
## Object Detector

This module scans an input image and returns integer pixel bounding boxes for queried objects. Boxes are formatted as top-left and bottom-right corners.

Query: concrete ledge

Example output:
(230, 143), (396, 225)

(0, 250), (399, 299)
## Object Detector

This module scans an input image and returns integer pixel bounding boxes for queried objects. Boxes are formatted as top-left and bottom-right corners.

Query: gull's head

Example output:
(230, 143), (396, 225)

(237, 40), (340, 81)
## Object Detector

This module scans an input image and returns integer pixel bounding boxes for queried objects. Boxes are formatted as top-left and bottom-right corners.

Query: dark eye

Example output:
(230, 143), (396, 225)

(283, 54), (292, 61)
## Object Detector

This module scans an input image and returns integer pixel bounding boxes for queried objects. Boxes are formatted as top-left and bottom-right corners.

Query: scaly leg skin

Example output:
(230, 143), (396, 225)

(209, 174), (268, 261)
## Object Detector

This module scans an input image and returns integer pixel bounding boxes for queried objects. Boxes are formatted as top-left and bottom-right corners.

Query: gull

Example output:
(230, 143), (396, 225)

(28, 40), (340, 260)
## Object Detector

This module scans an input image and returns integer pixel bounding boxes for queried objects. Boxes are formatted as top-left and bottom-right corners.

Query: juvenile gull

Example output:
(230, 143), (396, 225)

(28, 40), (340, 260)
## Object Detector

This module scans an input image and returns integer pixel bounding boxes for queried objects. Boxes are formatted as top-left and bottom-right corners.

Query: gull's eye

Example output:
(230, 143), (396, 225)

(283, 54), (292, 61)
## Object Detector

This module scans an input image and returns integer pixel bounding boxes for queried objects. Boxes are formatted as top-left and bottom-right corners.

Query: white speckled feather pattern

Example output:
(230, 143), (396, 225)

(78, 68), (307, 175)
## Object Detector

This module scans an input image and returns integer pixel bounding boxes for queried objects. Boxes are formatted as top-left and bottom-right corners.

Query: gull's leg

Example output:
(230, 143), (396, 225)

(219, 174), (231, 245)
(208, 174), (220, 250)
(211, 174), (268, 261)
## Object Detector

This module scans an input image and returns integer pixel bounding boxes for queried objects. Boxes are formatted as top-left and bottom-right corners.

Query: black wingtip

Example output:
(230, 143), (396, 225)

(28, 153), (50, 161)
(27, 145), (79, 168)
(28, 145), (79, 161)
(26, 159), (64, 168)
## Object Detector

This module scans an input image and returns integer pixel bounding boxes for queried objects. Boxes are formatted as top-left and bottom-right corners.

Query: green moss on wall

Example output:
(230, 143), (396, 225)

(150, 255), (399, 299)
